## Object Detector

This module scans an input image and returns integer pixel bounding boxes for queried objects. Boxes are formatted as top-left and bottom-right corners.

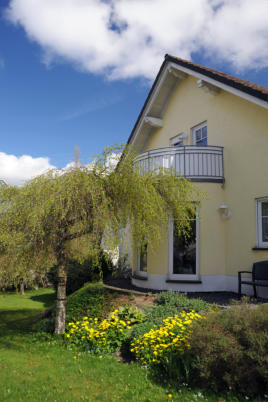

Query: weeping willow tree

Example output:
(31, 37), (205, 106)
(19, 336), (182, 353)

(0, 145), (202, 333)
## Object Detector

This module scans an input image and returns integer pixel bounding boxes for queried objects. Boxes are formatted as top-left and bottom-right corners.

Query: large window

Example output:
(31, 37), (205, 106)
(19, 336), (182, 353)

(257, 199), (268, 248)
(192, 122), (207, 146)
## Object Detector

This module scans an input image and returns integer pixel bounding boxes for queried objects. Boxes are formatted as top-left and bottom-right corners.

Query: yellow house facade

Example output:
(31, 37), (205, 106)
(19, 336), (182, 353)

(125, 55), (268, 298)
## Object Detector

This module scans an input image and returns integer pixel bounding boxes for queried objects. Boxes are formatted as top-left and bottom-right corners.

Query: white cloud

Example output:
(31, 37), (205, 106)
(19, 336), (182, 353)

(0, 149), (121, 186)
(5, 0), (268, 79)
(0, 152), (56, 186)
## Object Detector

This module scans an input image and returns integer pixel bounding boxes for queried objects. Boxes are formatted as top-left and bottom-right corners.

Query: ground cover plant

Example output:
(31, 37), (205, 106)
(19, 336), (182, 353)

(155, 290), (210, 311)
(36, 282), (118, 333)
(130, 311), (204, 379)
(0, 288), (245, 402)
(128, 291), (211, 344)
(66, 310), (132, 353)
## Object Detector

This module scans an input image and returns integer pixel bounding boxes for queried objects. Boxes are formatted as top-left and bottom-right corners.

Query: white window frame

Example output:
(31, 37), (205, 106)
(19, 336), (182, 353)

(136, 244), (148, 277)
(192, 122), (207, 146)
(257, 198), (268, 248)
(168, 208), (200, 281)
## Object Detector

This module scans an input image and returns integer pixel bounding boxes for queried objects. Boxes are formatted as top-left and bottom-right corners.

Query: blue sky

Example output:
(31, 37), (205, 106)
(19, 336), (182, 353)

(0, 0), (267, 185)
(0, 2), (148, 168)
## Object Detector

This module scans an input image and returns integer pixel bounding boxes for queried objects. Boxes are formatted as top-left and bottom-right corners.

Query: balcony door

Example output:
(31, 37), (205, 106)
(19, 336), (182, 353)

(168, 213), (199, 281)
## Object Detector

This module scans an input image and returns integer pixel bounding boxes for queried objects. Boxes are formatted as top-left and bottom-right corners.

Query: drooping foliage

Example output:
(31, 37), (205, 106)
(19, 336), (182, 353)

(0, 145), (202, 331)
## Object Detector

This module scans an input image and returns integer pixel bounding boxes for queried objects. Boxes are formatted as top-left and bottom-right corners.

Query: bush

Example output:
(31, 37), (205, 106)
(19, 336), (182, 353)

(47, 252), (113, 295)
(188, 301), (268, 397)
(65, 282), (115, 323)
(65, 309), (132, 353)
(128, 295), (210, 347)
(155, 291), (210, 312)
(36, 283), (116, 333)
(130, 311), (204, 379)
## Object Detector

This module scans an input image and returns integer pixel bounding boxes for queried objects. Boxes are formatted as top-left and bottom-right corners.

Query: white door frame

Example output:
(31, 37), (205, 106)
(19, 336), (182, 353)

(168, 210), (200, 280)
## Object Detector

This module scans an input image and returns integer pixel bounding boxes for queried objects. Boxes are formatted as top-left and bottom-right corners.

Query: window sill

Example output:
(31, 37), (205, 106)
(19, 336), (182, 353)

(132, 273), (148, 281)
(252, 247), (268, 250)
(166, 279), (202, 284)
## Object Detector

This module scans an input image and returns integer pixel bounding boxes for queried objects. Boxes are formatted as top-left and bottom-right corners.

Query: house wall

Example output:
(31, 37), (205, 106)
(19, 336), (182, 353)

(131, 75), (268, 296)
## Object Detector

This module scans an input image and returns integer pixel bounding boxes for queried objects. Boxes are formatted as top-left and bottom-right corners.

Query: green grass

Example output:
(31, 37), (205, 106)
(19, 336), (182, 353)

(0, 289), (247, 401)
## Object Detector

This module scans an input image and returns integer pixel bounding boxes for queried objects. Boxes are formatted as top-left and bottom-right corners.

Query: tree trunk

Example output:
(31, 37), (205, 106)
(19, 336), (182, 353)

(19, 279), (24, 295)
(54, 264), (67, 334)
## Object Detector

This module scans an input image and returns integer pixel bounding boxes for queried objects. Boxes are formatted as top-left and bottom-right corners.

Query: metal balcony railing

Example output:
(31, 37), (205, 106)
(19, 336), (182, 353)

(135, 146), (224, 183)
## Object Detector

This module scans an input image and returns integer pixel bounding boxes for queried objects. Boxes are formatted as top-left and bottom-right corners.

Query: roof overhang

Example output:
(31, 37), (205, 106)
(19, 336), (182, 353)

(128, 55), (268, 151)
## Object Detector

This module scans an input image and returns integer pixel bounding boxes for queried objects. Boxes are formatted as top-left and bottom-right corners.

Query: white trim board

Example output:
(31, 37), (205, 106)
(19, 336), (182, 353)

(169, 62), (268, 110)
(129, 64), (171, 147)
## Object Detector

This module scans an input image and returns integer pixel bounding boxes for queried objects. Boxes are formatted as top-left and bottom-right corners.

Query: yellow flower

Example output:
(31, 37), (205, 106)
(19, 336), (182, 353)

(168, 394), (172, 398)
(73, 356), (77, 359)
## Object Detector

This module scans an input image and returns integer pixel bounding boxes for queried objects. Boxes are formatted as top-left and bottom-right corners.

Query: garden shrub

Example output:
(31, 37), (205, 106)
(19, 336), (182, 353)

(47, 252), (113, 295)
(188, 302), (268, 397)
(128, 305), (181, 346)
(36, 282), (116, 332)
(130, 311), (204, 380)
(128, 295), (210, 347)
(65, 309), (132, 353)
(65, 282), (115, 323)
(155, 291), (210, 312)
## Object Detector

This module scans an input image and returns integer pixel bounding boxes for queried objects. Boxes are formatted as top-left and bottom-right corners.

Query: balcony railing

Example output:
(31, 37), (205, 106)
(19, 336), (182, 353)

(135, 146), (224, 183)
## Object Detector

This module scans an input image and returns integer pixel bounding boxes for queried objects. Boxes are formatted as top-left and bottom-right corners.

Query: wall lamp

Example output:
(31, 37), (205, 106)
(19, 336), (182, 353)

(219, 203), (231, 219)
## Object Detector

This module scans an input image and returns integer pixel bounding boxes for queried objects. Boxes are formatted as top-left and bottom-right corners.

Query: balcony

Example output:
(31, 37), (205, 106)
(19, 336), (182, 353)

(135, 146), (224, 183)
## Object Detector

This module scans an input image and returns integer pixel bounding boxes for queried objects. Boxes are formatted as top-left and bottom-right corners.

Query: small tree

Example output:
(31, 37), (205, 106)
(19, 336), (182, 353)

(0, 145), (202, 333)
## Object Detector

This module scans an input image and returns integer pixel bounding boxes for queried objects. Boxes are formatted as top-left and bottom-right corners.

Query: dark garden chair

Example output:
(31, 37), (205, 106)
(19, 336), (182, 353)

(238, 260), (268, 298)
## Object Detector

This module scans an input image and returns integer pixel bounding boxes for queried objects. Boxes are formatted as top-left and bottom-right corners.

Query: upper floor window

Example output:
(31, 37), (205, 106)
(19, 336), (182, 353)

(192, 122), (207, 146)
(257, 199), (268, 248)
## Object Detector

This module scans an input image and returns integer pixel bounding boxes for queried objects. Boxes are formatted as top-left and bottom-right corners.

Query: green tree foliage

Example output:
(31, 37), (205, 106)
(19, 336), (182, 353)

(0, 145), (202, 333)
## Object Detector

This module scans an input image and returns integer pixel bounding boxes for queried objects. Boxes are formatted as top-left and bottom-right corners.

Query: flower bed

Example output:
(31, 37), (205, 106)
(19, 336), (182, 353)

(65, 309), (132, 353)
(130, 311), (204, 376)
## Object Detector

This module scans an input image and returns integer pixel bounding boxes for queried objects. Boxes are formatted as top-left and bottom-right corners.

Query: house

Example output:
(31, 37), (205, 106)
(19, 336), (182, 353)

(125, 54), (268, 297)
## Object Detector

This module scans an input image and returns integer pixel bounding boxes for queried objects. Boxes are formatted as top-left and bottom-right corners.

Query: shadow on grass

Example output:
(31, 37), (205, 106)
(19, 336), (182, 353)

(0, 308), (42, 333)
(30, 291), (56, 308)
(0, 308), (45, 351)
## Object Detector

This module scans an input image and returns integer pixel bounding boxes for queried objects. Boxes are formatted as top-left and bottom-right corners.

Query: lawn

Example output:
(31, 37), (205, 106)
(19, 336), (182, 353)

(0, 289), (247, 401)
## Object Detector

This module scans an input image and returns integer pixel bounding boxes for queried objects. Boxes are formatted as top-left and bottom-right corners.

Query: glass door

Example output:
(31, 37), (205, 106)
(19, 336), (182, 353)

(137, 244), (148, 277)
(168, 214), (199, 280)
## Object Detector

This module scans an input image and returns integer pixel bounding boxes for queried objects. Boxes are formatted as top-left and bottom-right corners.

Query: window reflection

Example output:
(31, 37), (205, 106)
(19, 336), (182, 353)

(173, 220), (196, 275)
(139, 244), (147, 272)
